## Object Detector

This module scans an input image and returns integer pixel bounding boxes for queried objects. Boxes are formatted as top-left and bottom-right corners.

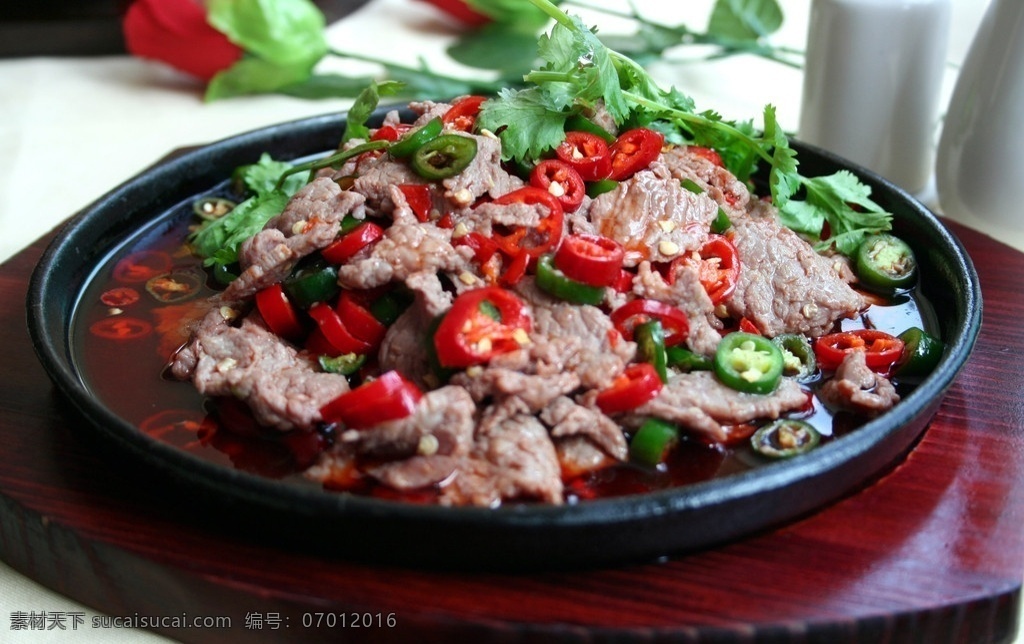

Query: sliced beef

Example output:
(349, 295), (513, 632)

(439, 398), (563, 506)
(554, 437), (617, 480)
(540, 396), (628, 461)
(336, 201), (472, 290)
(584, 161), (718, 266)
(337, 385), (476, 460)
(817, 351), (900, 415)
(626, 372), (809, 443)
(441, 132), (523, 207)
(220, 178), (367, 303)
(172, 310), (349, 431)
(632, 260), (724, 357)
(726, 214), (865, 337)
(660, 145), (752, 217)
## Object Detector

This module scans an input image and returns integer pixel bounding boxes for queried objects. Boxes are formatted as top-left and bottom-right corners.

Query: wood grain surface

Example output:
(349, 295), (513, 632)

(1, 219), (1022, 643)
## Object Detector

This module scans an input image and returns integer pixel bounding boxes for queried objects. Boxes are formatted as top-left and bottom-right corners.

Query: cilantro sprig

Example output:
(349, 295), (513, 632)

(479, 0), (891, 256)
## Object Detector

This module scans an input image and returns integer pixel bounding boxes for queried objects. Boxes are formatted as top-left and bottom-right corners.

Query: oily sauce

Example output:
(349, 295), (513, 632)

(73, 200), (933, 504)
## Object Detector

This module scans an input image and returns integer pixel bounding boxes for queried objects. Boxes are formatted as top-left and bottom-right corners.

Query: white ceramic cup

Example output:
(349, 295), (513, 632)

(936, 0), (1024, 230)
(799, 0), (951, 194)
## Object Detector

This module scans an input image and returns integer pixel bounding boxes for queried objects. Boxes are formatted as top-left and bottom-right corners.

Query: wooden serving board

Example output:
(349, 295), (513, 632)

(2, 219), (1022, 643)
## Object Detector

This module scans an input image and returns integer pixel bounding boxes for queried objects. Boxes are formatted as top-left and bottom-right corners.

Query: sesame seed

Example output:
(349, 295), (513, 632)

(659, 240), (680, 256)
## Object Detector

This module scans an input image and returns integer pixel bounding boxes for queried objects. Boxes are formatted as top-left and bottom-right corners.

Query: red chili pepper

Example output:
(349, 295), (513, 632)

(336, 291), (387, 347)
(814, 329), (905, 372)
(322, 222), (385, 265)
(688, 145), (724, 167)
(454, 231), (500, 264)
(610, 299), (690, 347)
(320, 371), (423, 429)
(100, 287), (140, 308)
(555, 131), (612, 182)
(554, 234), (625, 288)
(89, 316), (153, 340)
(370, 124), (412, 142)
(499, 249), (530, 287)
(442, 95), (487, 132)
(738, 317), (761, 335)
(397, 184), (433, 222)
(612, 268), (635, 293)
(122, 0), (244, 81)
(669, 234), (741, 305)
(490, 186), (564, 259)
(308, 303), (372, 355)
(255, 283), (305, 340)
(433, 286), (531, 368)
(529, 159), (586, 213)
(608, 128), (664, 181)
(112, 250), (173, 284)
(594, 363), (664, 414)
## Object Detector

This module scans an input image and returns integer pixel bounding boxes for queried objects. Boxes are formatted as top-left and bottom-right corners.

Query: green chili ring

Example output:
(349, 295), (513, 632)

(629, 418), (679, 466)
(283, 263), (340, 309)
(535, 254), (605, 305)
(192, 196), (236, 221)
(894, 326), (944, 378)
(855, 233), (918, 291)
(410, 134), (478, 180)
(636, 320), (669, 383)
(389, 117), (443, 159)
(666, 345), (712, 372)
(714, 332), (784, 394)
(772, 333), (817, 381)
(751, 419), (821, 459)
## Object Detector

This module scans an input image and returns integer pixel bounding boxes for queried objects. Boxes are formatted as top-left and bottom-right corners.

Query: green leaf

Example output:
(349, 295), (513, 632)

(761, 104), (800, 205)
(466, 0), (553, 28)
(343, 81), (404, 143)
(207, 0), (328, 66)
(781, 170), (892, 255)
(190, 190), (292, 267)
(477, 87), (567, 163)
(707, 0), (784, 42)
(205, 56), (315, 101)
(532, 17), (629, 121)
(446, 24), (541, 73)
(277, 73), (377, 99)
(236, 154), (307, 197)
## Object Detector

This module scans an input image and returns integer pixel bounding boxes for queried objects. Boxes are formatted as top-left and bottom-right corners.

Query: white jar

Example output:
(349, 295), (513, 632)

(936, 0), (1024, 230)
(798, 0), (951, 194)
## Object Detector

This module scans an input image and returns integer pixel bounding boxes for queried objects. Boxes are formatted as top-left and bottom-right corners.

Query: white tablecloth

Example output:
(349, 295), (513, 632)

(0, 0), (1008, 642)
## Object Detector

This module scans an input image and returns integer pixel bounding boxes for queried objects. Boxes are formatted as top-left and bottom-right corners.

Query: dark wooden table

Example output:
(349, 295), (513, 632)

(1, 219), (1021, 643)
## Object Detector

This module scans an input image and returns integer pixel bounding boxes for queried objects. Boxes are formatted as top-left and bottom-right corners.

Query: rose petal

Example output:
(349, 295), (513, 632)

(123, 0), (243, 81)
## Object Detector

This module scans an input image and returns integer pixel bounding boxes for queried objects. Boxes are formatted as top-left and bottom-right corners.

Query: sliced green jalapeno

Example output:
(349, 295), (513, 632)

(283, 261), (340, 309)
(192, 196), (236, 221)
(318, 352), (366, 376)
(564, 114), (617, 144)
(586, 178), (619, 198)
(714, 332), (784, 394)
(772, 333), (817, 381)
(389, 117), (443, 159)
(410, 134), (477, 180)
(751, 419), (821, 459)
(855, 233), (917, 291)
(535, 254), (605, 305)
(894, 326), (944, 378)
(629, 418), (679, 466)
(710, 208), (732, 234)
(635, 320), (669, 383)
(666, 345), (713, 372)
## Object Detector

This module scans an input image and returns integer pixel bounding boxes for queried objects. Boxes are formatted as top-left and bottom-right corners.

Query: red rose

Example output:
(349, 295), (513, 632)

(123, 0), (244, 81)
(415, 0), (491, 27)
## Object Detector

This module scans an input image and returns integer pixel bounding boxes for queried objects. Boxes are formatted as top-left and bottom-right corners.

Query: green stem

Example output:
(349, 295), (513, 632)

(622, 90), (776, 167)
(275, 140), (390, 190)
(527, 0), (577, 29)
(328, 49), (506, 93)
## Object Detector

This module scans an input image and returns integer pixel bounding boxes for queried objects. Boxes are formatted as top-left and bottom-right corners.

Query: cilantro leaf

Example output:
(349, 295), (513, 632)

(780, 171), (892, 255)
(190, 155), (307, 270)
(190, 190), (291, 269)
(477, 87), (568, 163)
